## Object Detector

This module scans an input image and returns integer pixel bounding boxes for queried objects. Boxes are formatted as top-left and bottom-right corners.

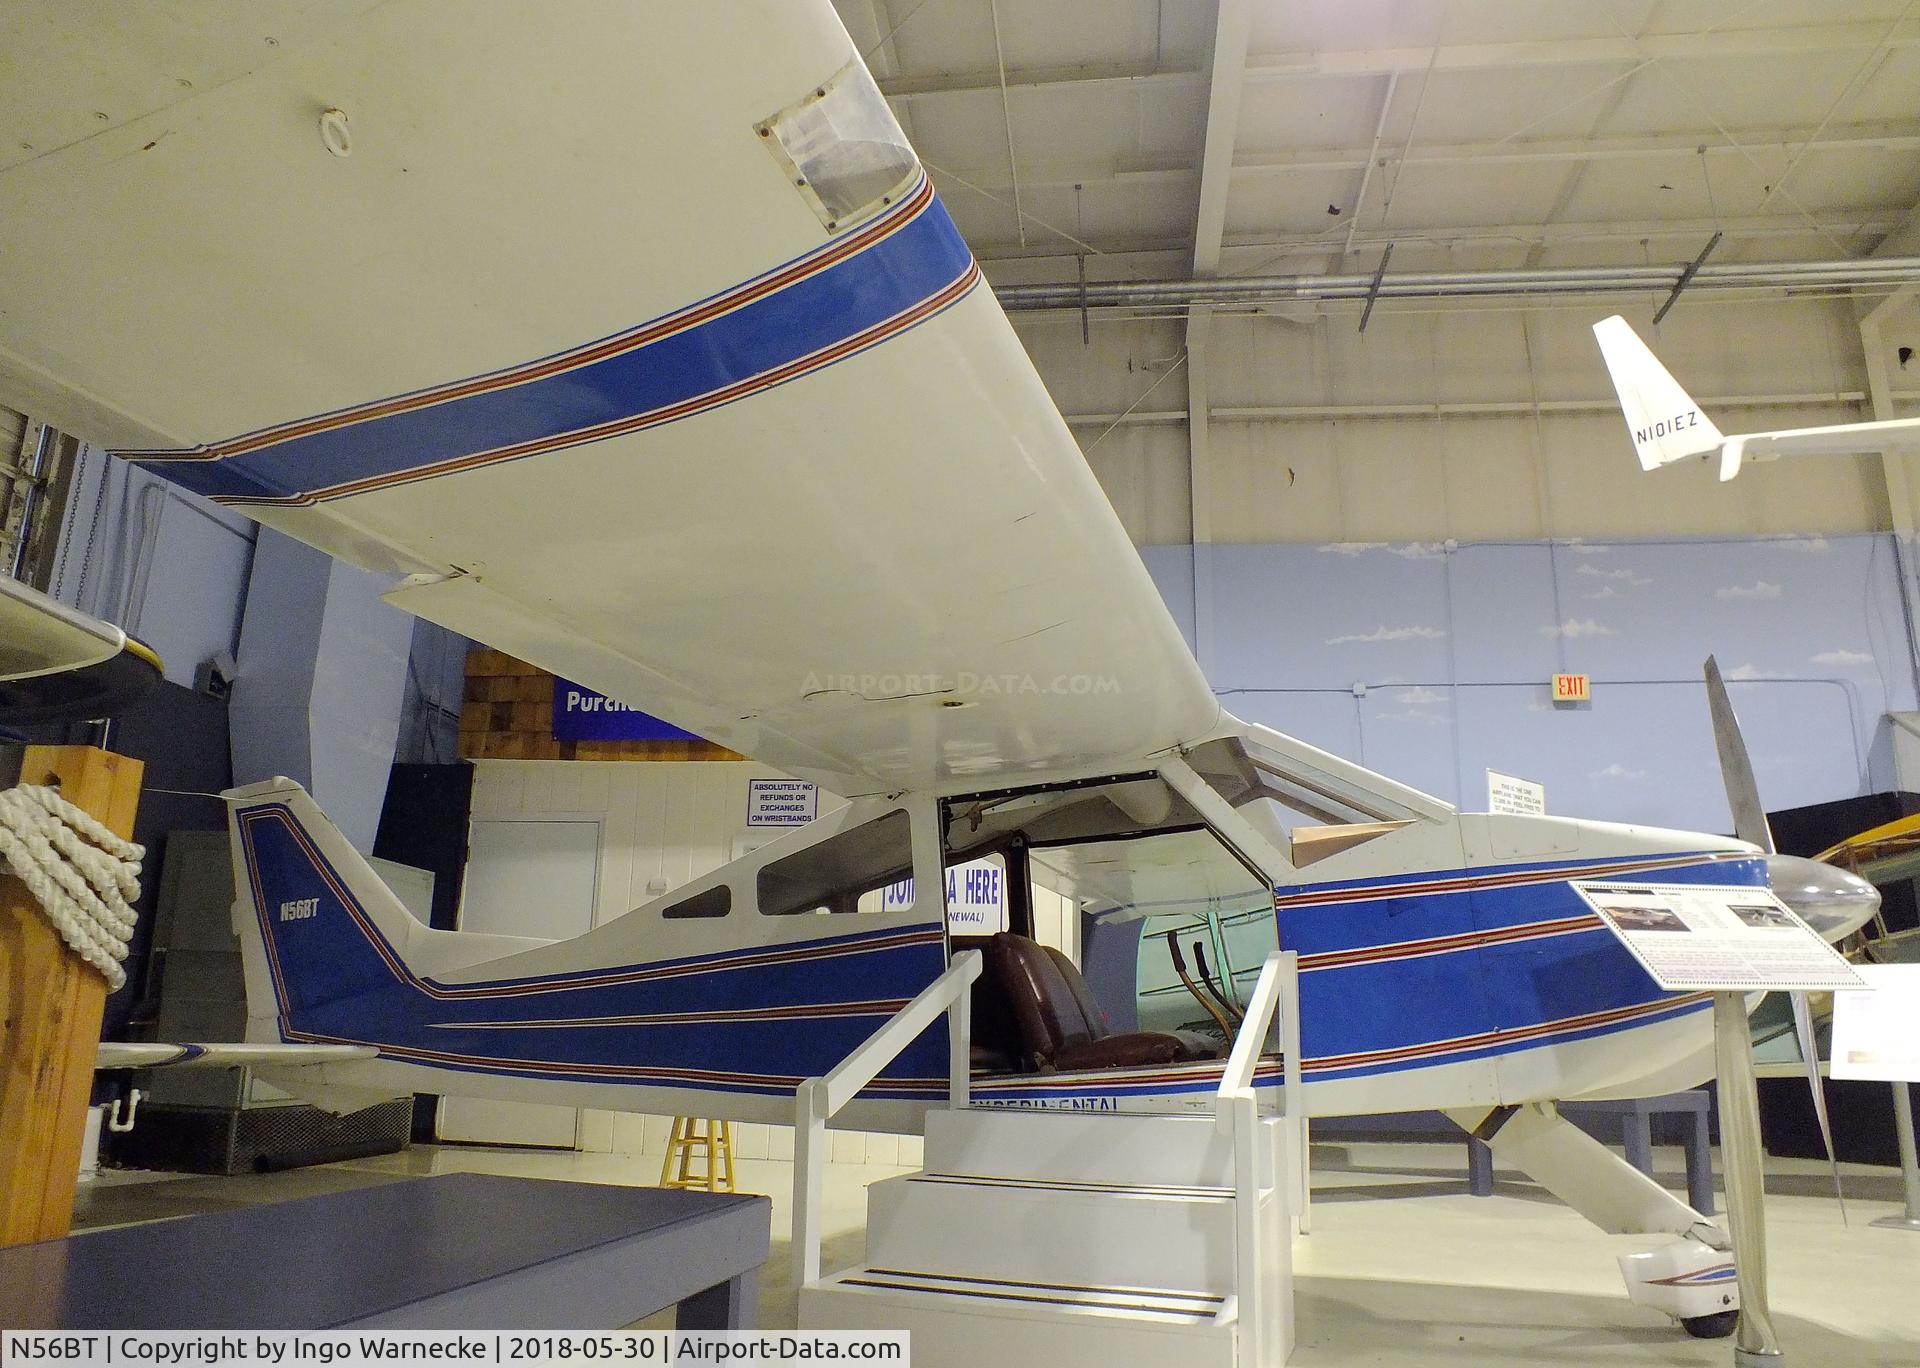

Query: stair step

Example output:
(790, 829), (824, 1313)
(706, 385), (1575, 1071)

(926, 1105), (1286, 1189)
(826, 1267), (1224, 1322)
(908, 1171), (1232, 1199)
(865, 1169), (1269, 1293)
(801, 1267), (1240, 1367)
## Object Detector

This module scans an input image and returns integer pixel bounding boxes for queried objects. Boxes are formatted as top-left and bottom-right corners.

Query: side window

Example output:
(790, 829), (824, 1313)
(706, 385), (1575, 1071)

(662, 885), (730, 919)
(759, 810), (913, 916)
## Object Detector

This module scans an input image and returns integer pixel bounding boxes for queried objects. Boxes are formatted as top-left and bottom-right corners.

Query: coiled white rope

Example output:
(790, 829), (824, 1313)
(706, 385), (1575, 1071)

(0, 784), (143, 989)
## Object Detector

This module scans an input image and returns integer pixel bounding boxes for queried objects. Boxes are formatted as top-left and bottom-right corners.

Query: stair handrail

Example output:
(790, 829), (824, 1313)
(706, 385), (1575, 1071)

(792, 947), (982, 1288)
(1215, 949), (1302, 1368)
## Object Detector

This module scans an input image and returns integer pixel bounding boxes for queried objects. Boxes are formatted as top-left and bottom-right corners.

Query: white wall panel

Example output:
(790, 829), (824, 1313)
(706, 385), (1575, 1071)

(464, 760), (942, 1167)
(1014, 294), (1898, 546)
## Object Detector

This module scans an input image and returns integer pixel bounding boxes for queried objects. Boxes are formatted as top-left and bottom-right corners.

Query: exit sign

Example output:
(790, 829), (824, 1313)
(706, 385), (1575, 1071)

(1552, 673), (1591, 703)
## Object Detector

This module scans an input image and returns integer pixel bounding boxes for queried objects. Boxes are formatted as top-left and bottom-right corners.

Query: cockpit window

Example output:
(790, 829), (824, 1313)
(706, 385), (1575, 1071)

(759, 809), (912, 916)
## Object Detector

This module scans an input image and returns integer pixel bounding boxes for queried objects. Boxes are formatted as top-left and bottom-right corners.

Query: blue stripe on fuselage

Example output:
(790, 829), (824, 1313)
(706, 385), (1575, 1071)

(1278, 852), (1765, 1074)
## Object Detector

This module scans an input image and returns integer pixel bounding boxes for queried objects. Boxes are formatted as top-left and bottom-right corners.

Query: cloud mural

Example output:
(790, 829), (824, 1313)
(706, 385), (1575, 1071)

(1591, 762), (1647, 782)
(1327, 625), (1449, 645)
(1716, 581), (1783, 600)
(1578, 564), (1652, 588)
(1540, 618), (1617, 639)
(1138, 530), (1916, 832)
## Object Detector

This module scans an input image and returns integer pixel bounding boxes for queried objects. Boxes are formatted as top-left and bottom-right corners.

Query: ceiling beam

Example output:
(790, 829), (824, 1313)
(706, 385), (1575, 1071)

(1872, 193), (1920, 259)
(1238, 121), (1920, 172)
(881, 21), (1920, 100)
(924, 122), (1920, 196)
(1248, 21), (1920, 79)
(1191, 0), (1250, 277)
(883, 61), (1195, 100)
(1183, 0), (1249, 675)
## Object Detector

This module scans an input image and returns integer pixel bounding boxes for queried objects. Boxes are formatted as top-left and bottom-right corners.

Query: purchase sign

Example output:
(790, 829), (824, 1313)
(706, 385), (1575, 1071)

(552, 680), (700, 742)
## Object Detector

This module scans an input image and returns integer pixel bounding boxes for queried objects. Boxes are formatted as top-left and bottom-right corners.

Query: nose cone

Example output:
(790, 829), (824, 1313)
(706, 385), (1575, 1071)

(1766, 853), (1880, 943)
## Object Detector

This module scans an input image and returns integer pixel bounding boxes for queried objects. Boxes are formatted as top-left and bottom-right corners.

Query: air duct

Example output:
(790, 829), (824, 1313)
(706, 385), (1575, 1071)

(992, 256), (1920, 312)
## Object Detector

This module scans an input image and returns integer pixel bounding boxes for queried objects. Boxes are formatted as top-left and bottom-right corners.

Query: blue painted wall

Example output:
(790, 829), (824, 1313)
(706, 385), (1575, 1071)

(49, 448), (255, 688)
(1144, 534), (1920, 834)
(228, 529), (413, 850)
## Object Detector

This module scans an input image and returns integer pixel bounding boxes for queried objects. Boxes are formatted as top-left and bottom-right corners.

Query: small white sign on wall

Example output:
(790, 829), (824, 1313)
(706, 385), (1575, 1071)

(747, 779), (818, 827)
(1487, 769), (1547, 816)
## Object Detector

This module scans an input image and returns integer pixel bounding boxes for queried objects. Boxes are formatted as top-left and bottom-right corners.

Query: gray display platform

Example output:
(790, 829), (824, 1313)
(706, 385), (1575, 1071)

(0, 1173), (769, 1330)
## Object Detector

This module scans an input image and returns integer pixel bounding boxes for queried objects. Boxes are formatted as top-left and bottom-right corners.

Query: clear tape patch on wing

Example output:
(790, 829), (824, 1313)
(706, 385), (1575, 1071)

(759, 56), (920, 232)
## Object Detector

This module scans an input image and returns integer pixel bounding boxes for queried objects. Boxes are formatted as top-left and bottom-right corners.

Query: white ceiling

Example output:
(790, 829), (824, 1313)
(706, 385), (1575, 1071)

(832, 0), (1920, 285)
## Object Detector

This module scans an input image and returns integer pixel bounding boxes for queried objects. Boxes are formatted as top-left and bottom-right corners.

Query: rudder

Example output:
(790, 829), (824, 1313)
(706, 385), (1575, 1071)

(227, 778), (422, 1036)
(1592, 315), (1724, 471)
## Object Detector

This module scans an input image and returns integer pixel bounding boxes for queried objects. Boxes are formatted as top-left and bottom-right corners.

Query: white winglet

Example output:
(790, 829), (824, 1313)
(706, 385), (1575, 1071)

(1592, 315), (1724, 472)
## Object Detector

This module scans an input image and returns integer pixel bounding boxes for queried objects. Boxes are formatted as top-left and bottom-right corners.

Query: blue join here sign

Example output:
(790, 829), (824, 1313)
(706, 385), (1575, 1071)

(551, 679), (702, 742)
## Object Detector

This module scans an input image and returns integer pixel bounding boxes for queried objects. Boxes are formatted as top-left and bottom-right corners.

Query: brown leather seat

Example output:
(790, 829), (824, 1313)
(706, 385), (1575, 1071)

(953, 935), (1022, 1073)
(988, 932), (1212, 1073)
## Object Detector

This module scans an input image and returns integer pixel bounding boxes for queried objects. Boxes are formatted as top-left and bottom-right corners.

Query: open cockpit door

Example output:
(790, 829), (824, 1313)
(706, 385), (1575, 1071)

(935, 771), (1278, 1075)
(1180, 721), (1453, 873)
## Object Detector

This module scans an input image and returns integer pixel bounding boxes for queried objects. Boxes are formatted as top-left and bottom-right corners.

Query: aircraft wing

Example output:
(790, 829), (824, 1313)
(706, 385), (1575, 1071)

(96, 1042), (377, 1070)
(1731, 418), (1920, 460)
(0, 3), (1219, 795)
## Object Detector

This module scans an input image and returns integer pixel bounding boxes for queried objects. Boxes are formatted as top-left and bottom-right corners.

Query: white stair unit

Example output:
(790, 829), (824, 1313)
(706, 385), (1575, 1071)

(796, 950), (1304, 1368)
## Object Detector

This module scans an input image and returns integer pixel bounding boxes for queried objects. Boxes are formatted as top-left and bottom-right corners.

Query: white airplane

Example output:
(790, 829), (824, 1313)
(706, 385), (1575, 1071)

(0, 2), (1881, 1341)
(1593, 314), (1920, 480)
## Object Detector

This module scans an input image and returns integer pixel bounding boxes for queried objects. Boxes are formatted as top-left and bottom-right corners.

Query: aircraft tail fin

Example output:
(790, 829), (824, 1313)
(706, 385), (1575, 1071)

(1592, 315), (1726, 473)
(226, 777), (426, 1035)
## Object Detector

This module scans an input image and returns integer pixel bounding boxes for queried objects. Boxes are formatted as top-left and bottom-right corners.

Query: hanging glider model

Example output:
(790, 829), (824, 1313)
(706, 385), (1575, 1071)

(1594, 313), (1920, 480)
(0, 2), (1885, 1339)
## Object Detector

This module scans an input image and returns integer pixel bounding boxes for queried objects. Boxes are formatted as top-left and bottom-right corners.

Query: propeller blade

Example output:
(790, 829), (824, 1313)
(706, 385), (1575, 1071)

(1704, 655), (1775, 853)
(1788, 989), (1849, 1224)
(1704, 659), (1844, 1216)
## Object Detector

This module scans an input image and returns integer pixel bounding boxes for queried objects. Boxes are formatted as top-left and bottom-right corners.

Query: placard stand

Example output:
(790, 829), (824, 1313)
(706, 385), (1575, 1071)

(1571, 878), (1868, 1368)
(1869, 1082), (1920, 1233)
(1713, 991), (1783, 1367)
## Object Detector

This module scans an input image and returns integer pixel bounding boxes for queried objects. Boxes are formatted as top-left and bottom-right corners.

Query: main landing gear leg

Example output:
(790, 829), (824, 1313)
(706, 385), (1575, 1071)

(1445, 1102), (1738, 1339)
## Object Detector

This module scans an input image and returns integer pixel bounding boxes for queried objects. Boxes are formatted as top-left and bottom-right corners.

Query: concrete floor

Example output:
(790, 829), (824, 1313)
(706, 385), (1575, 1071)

(73, 1140), (1920, 1365)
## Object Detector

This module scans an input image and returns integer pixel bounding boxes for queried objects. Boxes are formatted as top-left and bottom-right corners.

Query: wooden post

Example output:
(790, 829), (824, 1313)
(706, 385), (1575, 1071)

(0, 745), (143, 1245)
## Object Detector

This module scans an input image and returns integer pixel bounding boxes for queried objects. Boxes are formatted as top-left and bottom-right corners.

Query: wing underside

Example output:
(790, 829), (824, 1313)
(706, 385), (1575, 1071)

(0, 2), (1219, 795)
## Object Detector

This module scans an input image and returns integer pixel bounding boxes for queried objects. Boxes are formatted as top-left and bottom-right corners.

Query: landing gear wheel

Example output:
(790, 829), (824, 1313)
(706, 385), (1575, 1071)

(1682, 1311), (1738, 1339)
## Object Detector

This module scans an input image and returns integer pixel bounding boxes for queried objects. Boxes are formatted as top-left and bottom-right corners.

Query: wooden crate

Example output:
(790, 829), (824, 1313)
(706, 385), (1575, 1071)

(458, 651), (740, 763)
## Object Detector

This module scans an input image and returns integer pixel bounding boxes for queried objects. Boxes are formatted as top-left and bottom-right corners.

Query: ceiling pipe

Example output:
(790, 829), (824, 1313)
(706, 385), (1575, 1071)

(991, 255), (1920, 311)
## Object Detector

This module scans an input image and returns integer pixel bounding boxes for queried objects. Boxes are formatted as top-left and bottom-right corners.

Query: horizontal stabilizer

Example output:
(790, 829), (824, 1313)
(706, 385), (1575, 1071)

(1592, 316), (1724, 471)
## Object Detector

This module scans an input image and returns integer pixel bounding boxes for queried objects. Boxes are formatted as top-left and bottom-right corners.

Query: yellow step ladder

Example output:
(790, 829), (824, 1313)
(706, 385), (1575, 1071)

(660, 1117), (737, 1192)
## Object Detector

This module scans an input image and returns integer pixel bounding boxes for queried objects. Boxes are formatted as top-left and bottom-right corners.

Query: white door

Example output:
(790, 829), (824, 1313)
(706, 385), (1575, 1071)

(437, 817), (601, 1149)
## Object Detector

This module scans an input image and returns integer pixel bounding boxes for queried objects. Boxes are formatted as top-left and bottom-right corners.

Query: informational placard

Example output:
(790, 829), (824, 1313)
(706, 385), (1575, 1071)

(551, 679), (700, 741)
(1570, 880), (1866, 992)
(1831, 964), (1919, 1081)
(746, 778), (818, 826)
(879, 857), (1009, 932)
(1487, 770), (1547, 816)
